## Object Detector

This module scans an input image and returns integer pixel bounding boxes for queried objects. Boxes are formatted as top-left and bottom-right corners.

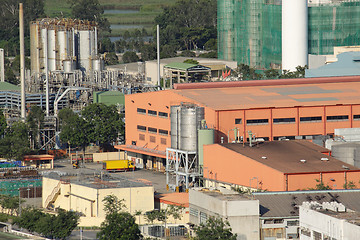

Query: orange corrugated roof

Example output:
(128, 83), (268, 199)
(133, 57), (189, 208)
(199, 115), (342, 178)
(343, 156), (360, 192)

(172, 77), (360, 110)
(155, 193), (189, 207)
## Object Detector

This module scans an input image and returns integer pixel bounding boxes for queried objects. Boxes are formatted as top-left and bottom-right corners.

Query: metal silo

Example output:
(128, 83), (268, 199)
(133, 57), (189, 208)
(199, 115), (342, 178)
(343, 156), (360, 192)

(171, 105), (181, 149)
(332, 143), (360, 168)
(47, 28), (57, 71)
(180, 105), (204, 151)
(198, 128), (214, 167)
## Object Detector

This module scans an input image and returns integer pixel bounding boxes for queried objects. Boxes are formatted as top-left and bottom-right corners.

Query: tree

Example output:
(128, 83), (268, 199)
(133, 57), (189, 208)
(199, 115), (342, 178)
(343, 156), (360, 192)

(67, 0), (110, 34)
(104, 52), (119, 66)
(0, 110), (6, 138)
(97, 195), (142, 240)
(194, 216), (237, 240)
(344, 180), (356, 189)
(81, 103), (124, 149)
(59, 114), (90, 160)
(122, 51), (139, 63)
(57, 107), (76, 129)
(0, 121), (30, 160)
(0, 194), (23, 216)
(15, 207), (79, 239)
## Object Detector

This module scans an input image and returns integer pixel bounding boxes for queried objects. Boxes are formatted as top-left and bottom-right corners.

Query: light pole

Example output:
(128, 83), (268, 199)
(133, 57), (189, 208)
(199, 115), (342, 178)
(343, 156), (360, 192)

(18, 188), (21, 216)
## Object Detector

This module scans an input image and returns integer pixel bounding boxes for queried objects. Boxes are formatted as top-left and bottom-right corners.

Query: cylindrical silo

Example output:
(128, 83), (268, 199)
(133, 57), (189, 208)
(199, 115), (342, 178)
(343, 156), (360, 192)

(331, 143), (360, 167)
(198, 129), (214, 167)
(282, 0), (308, 71)
(180, 105), (204, 151)
(78, 30), (91, 71)
(171, 105), (181, 149)
(47, 29), (57, 71)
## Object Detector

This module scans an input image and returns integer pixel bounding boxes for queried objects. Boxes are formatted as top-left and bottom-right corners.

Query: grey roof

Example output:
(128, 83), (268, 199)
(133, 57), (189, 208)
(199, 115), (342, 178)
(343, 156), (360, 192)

(45, 172), (152, 189)
(253, 189), (360, 218)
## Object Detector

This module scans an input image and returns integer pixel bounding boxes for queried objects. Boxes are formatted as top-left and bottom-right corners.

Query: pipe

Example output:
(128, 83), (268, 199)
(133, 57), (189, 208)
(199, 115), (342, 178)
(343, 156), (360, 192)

(44, 28), (49, 116)
(157, 25), (160, 87)
(19, 3), (26, 120)
(0, 49), (4, 82)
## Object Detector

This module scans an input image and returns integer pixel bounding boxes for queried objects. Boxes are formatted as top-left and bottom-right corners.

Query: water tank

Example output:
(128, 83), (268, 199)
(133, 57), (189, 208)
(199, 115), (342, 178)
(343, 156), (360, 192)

(332, 143), (360, 168)
(282, 0), (308, 71)
(78, 30), (94, 71)
(198, 129), (214, 167)
(180, 105), (204, 151)
(171, 105), (181, 149)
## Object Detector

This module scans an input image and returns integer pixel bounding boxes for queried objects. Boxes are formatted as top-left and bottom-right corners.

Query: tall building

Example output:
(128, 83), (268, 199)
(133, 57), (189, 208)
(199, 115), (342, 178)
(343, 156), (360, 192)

(218, 0), (360, 70)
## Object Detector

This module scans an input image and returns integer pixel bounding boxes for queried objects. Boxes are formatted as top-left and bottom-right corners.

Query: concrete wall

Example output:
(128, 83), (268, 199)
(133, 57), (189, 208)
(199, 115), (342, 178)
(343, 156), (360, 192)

(42, 176), (154, 227)
(300, 206), (360, 240)
(93, 151), (127, 162)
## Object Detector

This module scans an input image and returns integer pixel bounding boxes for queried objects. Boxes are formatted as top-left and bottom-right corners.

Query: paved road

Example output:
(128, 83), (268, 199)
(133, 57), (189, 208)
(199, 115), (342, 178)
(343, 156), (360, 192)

(69, 229), (99, 240)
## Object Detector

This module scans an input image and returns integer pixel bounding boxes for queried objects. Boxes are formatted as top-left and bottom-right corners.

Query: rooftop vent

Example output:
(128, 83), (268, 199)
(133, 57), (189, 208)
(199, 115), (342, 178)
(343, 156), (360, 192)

(321, 157), (329, 161)
(300, 159), (307, 163)
(261, 156), (267, 159)
(342, 165), (350, 170)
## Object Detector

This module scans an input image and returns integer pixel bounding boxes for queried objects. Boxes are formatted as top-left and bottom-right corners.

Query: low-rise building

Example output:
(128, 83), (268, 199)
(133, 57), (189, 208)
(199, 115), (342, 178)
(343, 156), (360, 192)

(300, 201), (360, 240)
(189, 188), (260, 240)
(42, 173), (154, 227)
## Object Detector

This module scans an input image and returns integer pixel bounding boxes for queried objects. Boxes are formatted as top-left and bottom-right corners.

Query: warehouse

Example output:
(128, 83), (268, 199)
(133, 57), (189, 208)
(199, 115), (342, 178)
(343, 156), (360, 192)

(203, 140), (360, 191)
(116, 76), (360, 172)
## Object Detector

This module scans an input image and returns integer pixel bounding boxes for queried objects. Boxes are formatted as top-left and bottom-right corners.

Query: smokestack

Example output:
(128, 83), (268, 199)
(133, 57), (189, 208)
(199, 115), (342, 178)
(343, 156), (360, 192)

(19, 3), (26, 120)
(0, 49), (4, 82)
(157, 25), (160, 87)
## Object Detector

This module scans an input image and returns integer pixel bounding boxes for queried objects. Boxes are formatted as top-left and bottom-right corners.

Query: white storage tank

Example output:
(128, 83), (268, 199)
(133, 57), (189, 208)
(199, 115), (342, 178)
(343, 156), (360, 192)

(47, 29), (57, 71)
(180, 105), (204, 152)
(171, 105), (182, 149)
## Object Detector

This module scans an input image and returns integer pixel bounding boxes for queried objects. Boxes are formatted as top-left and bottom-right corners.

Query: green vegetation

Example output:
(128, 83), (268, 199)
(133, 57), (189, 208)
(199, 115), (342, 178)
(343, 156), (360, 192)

(194, 216), (237, 240)
(15, 208), (79, 240)
(97, 195), (142, 240)
(235, 64), (307, 80)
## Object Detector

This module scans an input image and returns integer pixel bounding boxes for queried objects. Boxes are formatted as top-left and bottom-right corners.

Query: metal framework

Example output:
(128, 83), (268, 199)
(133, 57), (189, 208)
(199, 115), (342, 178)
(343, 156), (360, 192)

(166, 148), (201, 191)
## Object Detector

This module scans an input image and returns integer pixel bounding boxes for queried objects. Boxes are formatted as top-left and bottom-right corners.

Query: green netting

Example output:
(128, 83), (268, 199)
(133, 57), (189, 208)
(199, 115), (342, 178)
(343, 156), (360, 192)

(218, 0), (360, 69)
(0, 179), (42, 196)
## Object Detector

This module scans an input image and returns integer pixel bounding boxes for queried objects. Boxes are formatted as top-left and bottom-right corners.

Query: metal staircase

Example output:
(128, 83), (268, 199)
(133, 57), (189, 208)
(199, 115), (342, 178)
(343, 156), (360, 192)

(44, 181), (61, 209)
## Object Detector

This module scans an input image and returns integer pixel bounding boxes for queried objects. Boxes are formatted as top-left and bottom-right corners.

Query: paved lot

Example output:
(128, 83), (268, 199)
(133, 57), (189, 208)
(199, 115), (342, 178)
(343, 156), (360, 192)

(48, 159), (168, 194)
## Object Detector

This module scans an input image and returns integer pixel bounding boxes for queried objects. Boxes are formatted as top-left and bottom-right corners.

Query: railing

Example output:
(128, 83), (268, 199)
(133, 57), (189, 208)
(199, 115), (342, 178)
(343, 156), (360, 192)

(44, 181), (61, 209)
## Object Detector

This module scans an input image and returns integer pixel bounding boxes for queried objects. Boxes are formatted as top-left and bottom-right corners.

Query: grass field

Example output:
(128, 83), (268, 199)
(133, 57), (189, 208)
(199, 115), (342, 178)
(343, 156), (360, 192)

(44, 0), (175, 24)
(0, 232), (27, 239)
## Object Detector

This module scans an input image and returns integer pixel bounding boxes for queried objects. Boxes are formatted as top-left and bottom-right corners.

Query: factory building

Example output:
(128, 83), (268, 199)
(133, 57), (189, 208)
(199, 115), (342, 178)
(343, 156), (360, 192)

(203, 141), (360, 191)
(218, 0), (360, 70)
(116, 76), (360, 189)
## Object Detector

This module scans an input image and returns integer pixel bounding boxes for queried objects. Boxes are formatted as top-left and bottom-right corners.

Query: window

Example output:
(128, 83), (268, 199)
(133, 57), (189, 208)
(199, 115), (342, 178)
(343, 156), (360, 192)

(148, 110), (157, 116)
(273, 117), (295, 124)
(150, 136), (156, 143)
(159, 112), (168, 118)
(301, 229), (311, 237)
(235, 118), (242, 124)
(137, 125), (146, 131)
(137, 108), (146, 114)
(139, 134), (145, 141)
(274, 219), (284, 224)
(148, 127), (157, 134)
(161, 138), (167, 145)
(190, 207), (198, 217)
(313, 231), (321, 240)
(159, 129), (168, 135)
(354, 114), (360, 120)
(287, 220), (299, 226)
(199, 212), (208, 224)
(246, 119), (269, 125)
(326, 115), (348, 121)
(300, 116), (322, 122)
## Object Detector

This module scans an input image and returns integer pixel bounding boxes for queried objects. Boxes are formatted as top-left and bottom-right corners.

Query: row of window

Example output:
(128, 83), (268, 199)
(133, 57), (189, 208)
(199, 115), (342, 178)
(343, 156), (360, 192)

(234, 115), (357, 125)
(139, 134), (167, 145)
(137, 125), (169, 135)
(137, 108), (168, 118)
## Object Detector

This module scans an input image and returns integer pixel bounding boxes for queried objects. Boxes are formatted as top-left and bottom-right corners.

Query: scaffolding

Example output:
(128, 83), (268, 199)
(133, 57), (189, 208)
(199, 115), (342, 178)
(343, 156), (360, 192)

(218, 0), (360, 69)
(166, 148), (201, 191)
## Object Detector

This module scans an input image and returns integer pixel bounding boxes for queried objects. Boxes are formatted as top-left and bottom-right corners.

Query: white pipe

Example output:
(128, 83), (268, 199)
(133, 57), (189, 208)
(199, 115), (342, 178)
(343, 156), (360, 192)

(44, 28), (49, 117)
(157, 25), (160, 87)
(19, 3), (26, 120)
(0, 49), (4, 82)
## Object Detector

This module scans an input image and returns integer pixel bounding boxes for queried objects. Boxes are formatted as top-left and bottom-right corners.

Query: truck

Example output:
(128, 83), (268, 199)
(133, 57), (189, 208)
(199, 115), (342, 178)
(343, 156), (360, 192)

(102, 160), (135, 172)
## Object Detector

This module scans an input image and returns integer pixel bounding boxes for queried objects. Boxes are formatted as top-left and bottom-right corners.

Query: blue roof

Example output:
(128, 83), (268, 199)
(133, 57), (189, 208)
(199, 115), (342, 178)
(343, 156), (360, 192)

(306, 52), (360, 78)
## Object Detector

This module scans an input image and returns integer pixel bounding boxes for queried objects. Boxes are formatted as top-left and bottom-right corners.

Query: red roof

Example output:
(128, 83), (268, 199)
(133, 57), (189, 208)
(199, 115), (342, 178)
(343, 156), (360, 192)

(155, 193), (189, 207)
(23, 154), (54, 161)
